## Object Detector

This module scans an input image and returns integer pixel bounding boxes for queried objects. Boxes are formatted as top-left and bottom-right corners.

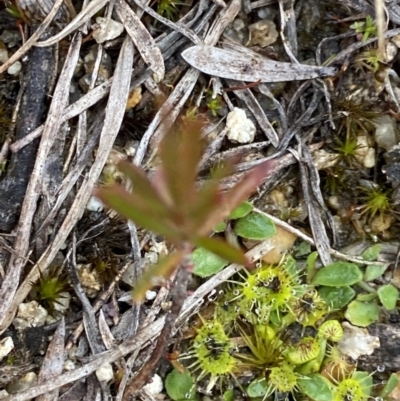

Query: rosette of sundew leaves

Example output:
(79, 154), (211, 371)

(213, 255), (308, 327)
(179, 317), (241, 394)
(96, 117), (273, 302)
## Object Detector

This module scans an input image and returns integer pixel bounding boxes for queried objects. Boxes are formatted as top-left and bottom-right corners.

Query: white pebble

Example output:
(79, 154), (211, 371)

(145, 290), (157, 301)
(86, 196), (104, 212)
(92, 17), (124, 44)
(7, 61), (21, 76)
(0, 390), (9, 399)
(143, 374), (163, 395)
(226, 107), (256, 144)
(0, 337), (13, 361)
(96, 363), (114, 382)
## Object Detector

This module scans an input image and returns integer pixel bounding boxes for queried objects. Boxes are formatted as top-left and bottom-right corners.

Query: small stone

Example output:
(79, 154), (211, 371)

(63, 360), (75, 372)
(248, 20), (278, 47)
(0, 337), (13, 361)
(0, 390), (9, 399)
(92, 17), (124, 44)
(385, 41), (398, 63)
(363, 147), (376, 168)
(77, 264), (101, 298)
(13, 301), (48, 331)
(86, 196), (104, 212)
(312, 149), (339, 170)
(226, 108), (256, 144)
(337, 322), (380, 360)
(145, 290), (157, 301)
(7, 61), (21, 76)
(6, 372), (37, 394)
(143, 374), (163, 395)
(0, 41), (8, 64)
(96, 363), (114, 382)
(374, 115), (398, 151)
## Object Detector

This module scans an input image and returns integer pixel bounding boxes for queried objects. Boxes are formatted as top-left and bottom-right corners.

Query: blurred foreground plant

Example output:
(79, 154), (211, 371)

(96, 115), (272, 397)
(96, 117), (272, 302)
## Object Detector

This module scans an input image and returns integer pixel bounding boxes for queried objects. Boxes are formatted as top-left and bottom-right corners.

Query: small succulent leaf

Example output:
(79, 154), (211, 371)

(356, 293), (377, 302)
(117, 160), (171, 211)
(361, 244), (382, 261)
(198, 160), (273, 236)
(194, 236), (249, 266)
(223, 390), (234, 401)
(95, 186), (181, 240)
(214, 221), (227, 233)
(132, 251), (185, 303)
(298, 374), (334, 401)
(192, 247), (228, 278)
(364, 264), (388, 281)
(247, 378), (269, 398)
(228, 201), (253, 219)
(345, 300), (379, 327)
(159, 122), (203, 211)
(379, 373), (399, 398)
(165, 369), (197, 401)
(319, 286), (356, 310)
(377, 284), (399, 310)
(234, 212), (276, 240)
(311, 262), (363, 287)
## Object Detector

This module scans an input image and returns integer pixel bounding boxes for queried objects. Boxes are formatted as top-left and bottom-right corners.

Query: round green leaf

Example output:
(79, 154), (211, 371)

(356, 293), (377, 302)
(223, 390), (234, 401)
(214, 221), (227, 233)
(229, 201), (253, 219)
(247, 378), (268, 398)
(311, 262), (362, 287)
(319, 286), (356, 309)
(298, 374), (334, 401)
(364, 264), (388, 282)
(380, 373), (399, 398)
(345, 300), (379, 327)
(165, 369), (196, 401)
(361, 244), (382, 261)
(192, 247), (228, 278)
(234, 212), (276, 240)
(377, 284), (399, 310)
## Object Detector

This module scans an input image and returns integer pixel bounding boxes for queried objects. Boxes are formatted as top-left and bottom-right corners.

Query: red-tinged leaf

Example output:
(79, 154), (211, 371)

(117, 160), (171, 213)
(95, 186), (181, 240)
(198, 160), (273, 236)
(190, 160), (235, 228)
(132, 251), (185, 303)
(159, 123), (204, 211)
(194, 236), (249, 267)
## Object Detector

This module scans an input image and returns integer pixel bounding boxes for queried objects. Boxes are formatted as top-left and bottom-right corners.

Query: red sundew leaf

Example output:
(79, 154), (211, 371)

(95, 186), (181, 241)
(132, 251), (185, 303)
(159, 122), (204, 212)
(198, 160), (273, 236)
(194, 236), (249, 267)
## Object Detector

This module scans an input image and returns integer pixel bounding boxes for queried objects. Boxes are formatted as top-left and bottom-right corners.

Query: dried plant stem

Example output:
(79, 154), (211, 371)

(122, 249), (192, 400)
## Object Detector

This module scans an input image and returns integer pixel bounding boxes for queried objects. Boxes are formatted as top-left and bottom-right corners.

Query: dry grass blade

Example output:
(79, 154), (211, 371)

(0, 32), (82, 331)
(182, 46), (338, 82)
(36, 319), (65, 401)
(35, 0), (110, 47)
(0, 0), (65, 75)
(0, 36), (134, 334)
(115, 0), (165, 82)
